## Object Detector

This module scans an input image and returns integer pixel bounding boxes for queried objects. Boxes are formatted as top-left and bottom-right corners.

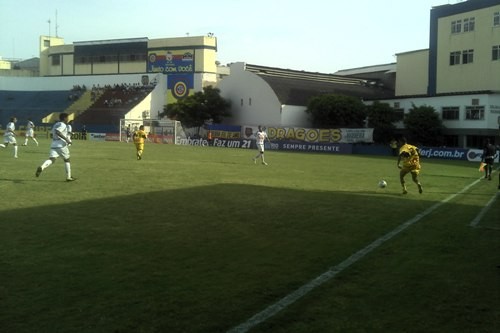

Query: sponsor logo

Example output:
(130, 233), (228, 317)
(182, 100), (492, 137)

(176, 137), (209, 146)
(419, 148), (466, 160)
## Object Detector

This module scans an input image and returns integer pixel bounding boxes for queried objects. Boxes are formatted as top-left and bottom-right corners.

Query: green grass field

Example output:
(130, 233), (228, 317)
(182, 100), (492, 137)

(1, 139), (499, 333)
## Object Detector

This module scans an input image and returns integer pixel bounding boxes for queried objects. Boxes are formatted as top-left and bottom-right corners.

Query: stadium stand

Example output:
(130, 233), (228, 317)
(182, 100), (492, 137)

(73, 85), (153, 132)
(65, 90), (95, 119)
(0, 91), (74, 127)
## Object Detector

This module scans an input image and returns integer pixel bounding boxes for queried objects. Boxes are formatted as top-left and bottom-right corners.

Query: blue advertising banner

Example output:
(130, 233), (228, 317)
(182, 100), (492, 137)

(419, 147), (467, 160)
(277, 142), (352, 154)
(167, 74), (194, 100)
(176, 138), (496, 161)
(212, 138), (253, 149)
(419, 147), (499, 162)
(148, 50), (194, 73)
(211, 139), (351, 153)
(179, 137), (353, 154)
(176, 137), (254, 148)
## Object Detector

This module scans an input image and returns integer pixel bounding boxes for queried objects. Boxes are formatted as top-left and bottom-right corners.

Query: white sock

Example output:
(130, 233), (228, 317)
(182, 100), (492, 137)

(41, 160), (53, 170)
(14, 145), (18, 157)
(65, 162), (71, 179)
(33, 138), (39, 145)
(0, 144), (5, 148)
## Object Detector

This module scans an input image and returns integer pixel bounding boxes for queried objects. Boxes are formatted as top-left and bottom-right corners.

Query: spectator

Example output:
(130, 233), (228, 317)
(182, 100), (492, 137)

(481, 139), (497, 181)
(390, 138), (398, 156)
(81, 125), (87, 140)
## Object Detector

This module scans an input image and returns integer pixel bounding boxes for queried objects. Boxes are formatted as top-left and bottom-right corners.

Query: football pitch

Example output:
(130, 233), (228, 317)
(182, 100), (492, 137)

(1, 139), (499, 333)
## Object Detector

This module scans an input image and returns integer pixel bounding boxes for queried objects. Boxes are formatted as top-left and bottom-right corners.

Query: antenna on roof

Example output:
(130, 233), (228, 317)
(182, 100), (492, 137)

(55, 10), (59, 37)
(47, 18), (51, 38)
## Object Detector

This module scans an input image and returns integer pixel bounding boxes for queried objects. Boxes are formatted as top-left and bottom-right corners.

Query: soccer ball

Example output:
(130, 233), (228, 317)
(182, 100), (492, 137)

(378, 180), (387, 188)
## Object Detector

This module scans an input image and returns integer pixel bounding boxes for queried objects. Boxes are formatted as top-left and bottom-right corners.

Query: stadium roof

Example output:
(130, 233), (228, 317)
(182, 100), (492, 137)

(334, 63), (396, 76)
(245, 64), (395, 105)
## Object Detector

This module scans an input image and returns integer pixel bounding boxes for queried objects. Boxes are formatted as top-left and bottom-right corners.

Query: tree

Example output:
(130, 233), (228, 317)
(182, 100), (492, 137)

(403, 104), (444, 146)
(366, 101), (397, 143)
(160, 85), (231, 132)
(305, 94), (366, 128)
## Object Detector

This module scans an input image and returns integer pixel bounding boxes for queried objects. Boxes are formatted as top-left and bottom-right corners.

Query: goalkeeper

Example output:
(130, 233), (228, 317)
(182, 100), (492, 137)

(133, 125), (148, 160)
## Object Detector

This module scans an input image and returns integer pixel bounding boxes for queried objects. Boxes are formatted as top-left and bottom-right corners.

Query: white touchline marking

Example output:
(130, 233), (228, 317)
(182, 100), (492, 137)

(470, 167), (500, 227)
(227, 178), (482, 333)
(470, 191), (499, 227)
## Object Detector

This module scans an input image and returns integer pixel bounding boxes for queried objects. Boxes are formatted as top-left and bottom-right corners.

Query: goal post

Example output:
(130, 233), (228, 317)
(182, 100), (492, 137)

(119, 118), (182, 144)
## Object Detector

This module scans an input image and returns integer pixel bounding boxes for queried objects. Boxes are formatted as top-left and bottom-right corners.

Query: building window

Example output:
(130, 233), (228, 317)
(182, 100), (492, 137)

(451, 20), (462, 33)
(493, 45), (500, 60)
(462, 49), (474, 64)
(466, 135), (485, 148)
(119, 53), (147, 62)
(443, 135), (459, 148)
(394, 108), (405, 121)
(442, 107), (459, 120)
(394, 102), (400, 108)
(463, 17), (475, 32)
(75, 56), (88, 64)
(44, 39), (50, 47)
(465, 106), (484, 120)
(450, 51), (461, 65)
(51, 55), (60, 66)
(494, 12), (500, 26)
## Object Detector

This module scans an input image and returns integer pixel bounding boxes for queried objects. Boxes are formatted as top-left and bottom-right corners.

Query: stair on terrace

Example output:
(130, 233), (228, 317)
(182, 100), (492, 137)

(73, 87), (152, 132)
(42, 90), (96, 123)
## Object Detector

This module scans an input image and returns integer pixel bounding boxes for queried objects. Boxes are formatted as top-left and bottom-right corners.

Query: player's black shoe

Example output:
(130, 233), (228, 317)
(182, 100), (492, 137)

(35, 166), (42, 177)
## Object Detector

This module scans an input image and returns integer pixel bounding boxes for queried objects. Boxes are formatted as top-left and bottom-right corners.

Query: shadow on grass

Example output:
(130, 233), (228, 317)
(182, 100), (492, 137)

(0, 183), (496, 333)
(0, 177), (63, 184)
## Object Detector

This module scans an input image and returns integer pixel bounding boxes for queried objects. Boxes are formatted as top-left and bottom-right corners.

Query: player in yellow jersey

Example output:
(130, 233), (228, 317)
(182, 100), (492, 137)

(133, 125), (147, 160)
(397, 137), (423, 195)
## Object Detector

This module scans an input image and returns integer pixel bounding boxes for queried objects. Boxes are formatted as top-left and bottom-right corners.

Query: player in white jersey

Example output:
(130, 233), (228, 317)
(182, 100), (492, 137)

(35, 113), (76, 182)
(23, 119), (39, 146)
(0, 117), (19, 158)
(252, 125), (271, 165)
(67, 120), (73, 140)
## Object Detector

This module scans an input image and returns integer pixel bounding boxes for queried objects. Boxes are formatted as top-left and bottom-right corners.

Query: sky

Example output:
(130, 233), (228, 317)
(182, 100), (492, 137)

(0, 0), (459, 73)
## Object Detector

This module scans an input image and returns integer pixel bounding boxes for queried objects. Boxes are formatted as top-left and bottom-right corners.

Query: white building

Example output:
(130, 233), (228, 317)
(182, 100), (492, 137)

(376, 0), (500, 148)
(218, 62), (393, 128)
